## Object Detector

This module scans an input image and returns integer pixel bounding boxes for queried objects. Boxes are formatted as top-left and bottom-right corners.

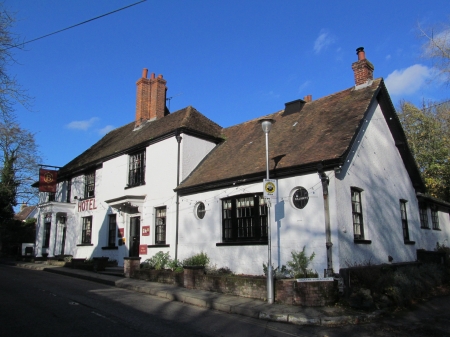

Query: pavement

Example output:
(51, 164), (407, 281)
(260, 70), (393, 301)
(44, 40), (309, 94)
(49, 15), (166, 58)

(0, 259), (385, 327)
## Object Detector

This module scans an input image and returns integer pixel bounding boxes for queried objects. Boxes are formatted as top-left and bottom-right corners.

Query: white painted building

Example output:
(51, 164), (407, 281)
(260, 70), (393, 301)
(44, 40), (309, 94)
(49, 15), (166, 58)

(34, 48), (450, 276)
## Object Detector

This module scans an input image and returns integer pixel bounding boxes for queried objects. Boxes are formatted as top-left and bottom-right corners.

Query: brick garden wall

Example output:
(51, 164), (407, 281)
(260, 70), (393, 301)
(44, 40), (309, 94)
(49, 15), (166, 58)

(132, 268), (337, 306)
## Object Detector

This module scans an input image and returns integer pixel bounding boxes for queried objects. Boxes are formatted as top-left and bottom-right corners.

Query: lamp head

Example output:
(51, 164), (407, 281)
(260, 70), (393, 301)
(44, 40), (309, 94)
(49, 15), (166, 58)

(260, 119), (274, 134)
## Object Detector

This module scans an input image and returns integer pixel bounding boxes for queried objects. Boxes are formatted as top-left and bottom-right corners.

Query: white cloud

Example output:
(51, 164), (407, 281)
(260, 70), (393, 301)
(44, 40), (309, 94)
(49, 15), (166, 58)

(313, 30), (334, 54)
(66, 117), (99, 131)
(98, 125), (115, 135)
(384, 64), (432, 96)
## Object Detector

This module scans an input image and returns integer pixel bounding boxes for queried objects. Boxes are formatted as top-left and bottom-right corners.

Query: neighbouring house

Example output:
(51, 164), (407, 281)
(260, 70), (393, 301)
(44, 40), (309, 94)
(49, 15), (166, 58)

(34, 47), (450, 276)
(14, 204), (38, 223)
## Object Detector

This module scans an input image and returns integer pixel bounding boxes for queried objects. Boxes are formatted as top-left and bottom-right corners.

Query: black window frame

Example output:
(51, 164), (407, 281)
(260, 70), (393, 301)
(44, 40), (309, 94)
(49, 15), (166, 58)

(84, 171), (95, 199)
(128, 150), (146, 187)
(155, 207), (166, 244)
(351, 188), (365, 240)
(48, 192), (55, 202)
(108, 214), (117, 247)
(400, 200), (410, 242)
(82, 216), (92, 244)
(221, 193), (268, 243)
(43, 214), (51, 248)
(66, 179), (72, 203)
(431, 207), (440, 230)
(419, 202), (429, 229)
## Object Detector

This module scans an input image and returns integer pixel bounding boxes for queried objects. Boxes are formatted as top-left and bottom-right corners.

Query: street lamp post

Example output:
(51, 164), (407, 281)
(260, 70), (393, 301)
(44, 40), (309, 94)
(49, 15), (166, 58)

(260, 119), (274, 304)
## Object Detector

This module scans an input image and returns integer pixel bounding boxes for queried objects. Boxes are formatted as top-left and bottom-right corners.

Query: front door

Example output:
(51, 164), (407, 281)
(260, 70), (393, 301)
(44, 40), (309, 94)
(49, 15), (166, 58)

(129, 217), (140, 257)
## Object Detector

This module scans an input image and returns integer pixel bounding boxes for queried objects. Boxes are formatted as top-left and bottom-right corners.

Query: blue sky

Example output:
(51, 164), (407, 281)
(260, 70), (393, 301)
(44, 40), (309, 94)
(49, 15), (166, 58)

(4, 0), (450, 169)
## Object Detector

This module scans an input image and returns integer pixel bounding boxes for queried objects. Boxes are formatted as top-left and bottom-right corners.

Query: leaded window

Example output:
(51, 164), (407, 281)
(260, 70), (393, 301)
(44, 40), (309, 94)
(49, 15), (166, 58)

(82, 216), (92, 244)
(84, 171), (95, 198)
(108, 214), (117, 247)
(128, 150), (146, 187)
(155, 207), (166, 244)
(221, 194), (267, 243)
(400, 200), (410, 241)
(432, 208), (440, 230)
(351, 188), (364, 240)
(419, 203), (429, 229)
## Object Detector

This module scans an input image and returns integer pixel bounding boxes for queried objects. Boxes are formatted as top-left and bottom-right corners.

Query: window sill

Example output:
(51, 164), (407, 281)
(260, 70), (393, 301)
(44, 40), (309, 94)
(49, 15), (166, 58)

(420, 227), (430, 230)
(216, 241), (268, 247)
(77, 243), (94, 247)
(125, 183), (146, 190)
(147, 244), (170, 248)
(353, 239), (372, 244)
(404, 240), (416, 245)
(432, 228), (441, 231)
(101, 246), (118, 250)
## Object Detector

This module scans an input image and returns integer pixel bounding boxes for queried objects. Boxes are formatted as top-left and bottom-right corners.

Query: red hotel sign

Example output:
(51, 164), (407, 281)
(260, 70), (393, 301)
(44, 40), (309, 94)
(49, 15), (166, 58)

(139, 245), (147, 255)
(142, 226), (150, 236)
(77, 198), (98, 212)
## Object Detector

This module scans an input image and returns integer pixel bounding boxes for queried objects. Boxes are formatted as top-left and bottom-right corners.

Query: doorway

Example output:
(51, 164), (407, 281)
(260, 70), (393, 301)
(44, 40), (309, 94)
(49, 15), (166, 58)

(129, 216), (140, 257)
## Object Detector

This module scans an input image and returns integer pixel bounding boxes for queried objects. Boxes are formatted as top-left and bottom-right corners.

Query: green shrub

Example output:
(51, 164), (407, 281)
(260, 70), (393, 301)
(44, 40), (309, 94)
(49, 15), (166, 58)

(287, 246), (317, 278)
(141, 251), (171, 270)
(183, 251), (210, 267)
(167, 259), (183, 272)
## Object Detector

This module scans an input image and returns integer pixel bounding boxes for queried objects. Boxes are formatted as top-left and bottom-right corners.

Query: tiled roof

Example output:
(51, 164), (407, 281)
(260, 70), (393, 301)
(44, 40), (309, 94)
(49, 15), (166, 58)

(14, 205), (37, 221)
(176, 79), (406, 193)
(59, 106), (223, 177)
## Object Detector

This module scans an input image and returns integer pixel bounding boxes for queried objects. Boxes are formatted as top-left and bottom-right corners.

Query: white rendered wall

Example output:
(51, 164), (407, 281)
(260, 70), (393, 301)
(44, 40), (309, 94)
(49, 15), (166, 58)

(180, 134), (216, 181)
(177, 171), (336, 276)
(334, 99), (435, 268)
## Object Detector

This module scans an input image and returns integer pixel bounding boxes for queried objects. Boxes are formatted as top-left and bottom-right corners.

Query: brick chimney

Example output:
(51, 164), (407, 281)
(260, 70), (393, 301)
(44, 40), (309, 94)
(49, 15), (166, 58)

(303, 95), (312, 102)
(351, 47), (374, 86)
(135, 69), (167, 127)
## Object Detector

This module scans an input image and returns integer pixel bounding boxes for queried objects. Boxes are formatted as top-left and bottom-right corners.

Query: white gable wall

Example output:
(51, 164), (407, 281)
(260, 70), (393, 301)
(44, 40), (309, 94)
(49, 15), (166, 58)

(335, 98), (433, 268)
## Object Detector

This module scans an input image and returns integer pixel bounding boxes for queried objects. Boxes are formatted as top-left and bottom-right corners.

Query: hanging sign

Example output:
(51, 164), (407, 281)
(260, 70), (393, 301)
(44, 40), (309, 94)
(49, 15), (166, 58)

(39, 169), (58, 192)
(263, 179), (277, 201)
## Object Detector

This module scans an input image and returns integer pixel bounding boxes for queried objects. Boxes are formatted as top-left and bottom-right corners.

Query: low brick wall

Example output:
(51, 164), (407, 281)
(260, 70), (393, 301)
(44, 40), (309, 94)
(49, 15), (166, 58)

(131, 268), (337, 306)
(136, 269), (184, 286)
(276, 279), (337, 306)
(194, 274), (267, 300)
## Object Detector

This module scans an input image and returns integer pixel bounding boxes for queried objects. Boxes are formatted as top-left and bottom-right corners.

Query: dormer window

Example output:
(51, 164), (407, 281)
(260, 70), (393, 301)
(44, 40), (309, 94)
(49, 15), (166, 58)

(128, 150), (146, 187)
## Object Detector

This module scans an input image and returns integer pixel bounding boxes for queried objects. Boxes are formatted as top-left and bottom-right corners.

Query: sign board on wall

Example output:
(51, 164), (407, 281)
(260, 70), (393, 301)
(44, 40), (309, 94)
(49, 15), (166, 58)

(142, 226), (150, 236)
(139, 245), (147, 255)
(118, 228), (124, 238)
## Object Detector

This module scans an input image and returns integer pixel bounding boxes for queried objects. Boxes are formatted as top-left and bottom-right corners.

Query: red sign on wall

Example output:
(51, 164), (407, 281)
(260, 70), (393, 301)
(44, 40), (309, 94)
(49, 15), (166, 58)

(139, 245), (147, 255)
(142, 226), (150, 236)
(118, 228), (124, 238)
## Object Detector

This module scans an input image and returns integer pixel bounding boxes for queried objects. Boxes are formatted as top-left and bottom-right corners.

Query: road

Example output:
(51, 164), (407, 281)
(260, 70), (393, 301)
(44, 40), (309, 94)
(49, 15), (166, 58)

(1, 264), (450, 336)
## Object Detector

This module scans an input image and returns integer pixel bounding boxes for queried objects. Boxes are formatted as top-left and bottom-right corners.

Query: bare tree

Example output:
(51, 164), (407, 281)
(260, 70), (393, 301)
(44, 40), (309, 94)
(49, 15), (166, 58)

(0, 117), (41, 206)
(0, 6), (29, 119)
(419, 19), (450, 85)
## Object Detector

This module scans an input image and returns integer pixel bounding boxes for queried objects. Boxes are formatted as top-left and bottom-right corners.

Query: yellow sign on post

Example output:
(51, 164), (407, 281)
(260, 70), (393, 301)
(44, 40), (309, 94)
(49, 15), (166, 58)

(263, 179), (277, 201)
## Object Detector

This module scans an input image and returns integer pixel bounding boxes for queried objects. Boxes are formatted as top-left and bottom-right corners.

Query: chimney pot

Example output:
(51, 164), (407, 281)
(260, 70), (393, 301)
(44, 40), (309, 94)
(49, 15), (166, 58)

(356, 47), (365, 60)
(158, 74), (163, 79)
(151, 73), (155, 79)
(142, 68), (148, 78)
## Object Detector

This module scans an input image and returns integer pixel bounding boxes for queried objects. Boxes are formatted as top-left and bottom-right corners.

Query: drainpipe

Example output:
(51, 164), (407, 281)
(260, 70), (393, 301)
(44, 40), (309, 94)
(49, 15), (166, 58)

(174, 133), (182, 262)
(318, 165), (333, 277)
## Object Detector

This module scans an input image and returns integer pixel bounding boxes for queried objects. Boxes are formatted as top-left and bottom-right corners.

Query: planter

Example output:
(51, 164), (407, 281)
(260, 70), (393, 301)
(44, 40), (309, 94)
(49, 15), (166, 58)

(92, 257), (109, 272)
(183, 266), (205, 289)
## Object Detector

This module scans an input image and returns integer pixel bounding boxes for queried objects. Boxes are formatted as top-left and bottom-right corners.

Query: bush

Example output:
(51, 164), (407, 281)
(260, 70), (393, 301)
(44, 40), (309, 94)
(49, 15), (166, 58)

(287, 246), (317, 278)
(141, 251), (171, 270)
(167, 259), (183, 272)
(183, 251), (210, 267)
